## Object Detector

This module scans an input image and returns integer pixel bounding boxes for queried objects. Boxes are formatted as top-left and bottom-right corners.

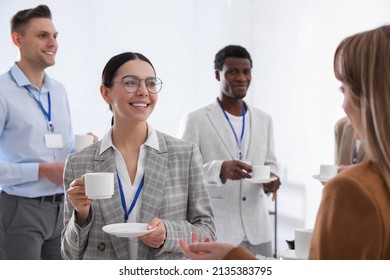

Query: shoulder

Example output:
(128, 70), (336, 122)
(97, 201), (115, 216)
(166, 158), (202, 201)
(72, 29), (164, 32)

(67, 142), (103, 162)
(44, 72), (61, 85)
(246, 104), (273, 121)
(334, 116), (349, 131)
(223, 247), (258, 260)
(324, 161), (385, 200)
(0, 71), (9, 83)
(0, 71), (14, 95)
(45, 75), (68, 93)
(156, 131), (200, 158)
(179, 103), (217, 133)
(185, 103), (215, 119)
(157, 131), (196, 150)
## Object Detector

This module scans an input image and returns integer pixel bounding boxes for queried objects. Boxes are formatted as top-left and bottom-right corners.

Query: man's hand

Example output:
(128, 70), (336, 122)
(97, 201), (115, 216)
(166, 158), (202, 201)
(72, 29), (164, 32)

(263, 173), (281, 201)
(38, 162), (65, 186)
(220, 160), (252, 180)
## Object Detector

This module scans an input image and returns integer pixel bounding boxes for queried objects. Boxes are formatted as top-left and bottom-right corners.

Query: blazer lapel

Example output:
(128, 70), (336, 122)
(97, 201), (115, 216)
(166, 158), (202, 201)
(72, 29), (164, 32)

(93, 146), (129, 259)
(137, 131), (168, 259)
(245, 105), (258, 162)
(207, 100), (238, 159)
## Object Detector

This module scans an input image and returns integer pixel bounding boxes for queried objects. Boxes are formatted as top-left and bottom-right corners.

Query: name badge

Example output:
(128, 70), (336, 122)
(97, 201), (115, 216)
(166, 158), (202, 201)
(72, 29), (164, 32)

(44, 133), (64, 149)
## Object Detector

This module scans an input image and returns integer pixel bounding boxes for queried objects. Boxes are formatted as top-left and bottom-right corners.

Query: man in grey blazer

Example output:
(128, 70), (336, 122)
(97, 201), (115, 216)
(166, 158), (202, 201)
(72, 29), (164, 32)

(178, 45), (280, 257)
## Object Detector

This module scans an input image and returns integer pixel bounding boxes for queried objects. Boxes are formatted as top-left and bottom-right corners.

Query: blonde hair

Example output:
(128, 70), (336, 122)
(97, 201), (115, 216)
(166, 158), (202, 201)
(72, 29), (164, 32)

(334, 25), (390, 190)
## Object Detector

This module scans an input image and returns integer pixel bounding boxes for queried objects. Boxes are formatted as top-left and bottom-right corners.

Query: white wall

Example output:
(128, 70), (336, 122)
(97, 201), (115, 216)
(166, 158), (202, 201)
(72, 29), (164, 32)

(1, 0), (390, 252)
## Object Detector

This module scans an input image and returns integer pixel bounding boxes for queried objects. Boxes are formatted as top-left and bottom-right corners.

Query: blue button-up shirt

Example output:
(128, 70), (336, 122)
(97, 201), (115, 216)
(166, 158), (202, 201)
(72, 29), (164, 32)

(0, 63), (73, 197)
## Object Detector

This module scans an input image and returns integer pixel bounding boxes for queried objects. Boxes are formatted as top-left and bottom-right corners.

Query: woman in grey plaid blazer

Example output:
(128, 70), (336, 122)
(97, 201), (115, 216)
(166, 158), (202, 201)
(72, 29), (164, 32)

(61, 52), (216, 260)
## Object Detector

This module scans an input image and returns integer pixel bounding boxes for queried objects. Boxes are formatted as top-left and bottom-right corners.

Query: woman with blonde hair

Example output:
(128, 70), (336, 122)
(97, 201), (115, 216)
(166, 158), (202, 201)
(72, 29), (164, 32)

(309, 25), (390, 259)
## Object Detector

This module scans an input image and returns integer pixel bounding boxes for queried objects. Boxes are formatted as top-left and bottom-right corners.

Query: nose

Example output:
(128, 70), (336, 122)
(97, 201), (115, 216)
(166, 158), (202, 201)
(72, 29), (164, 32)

(136, 80), (149, 96)
(236, 71), (249, 81)
(47, 36), (58, 48)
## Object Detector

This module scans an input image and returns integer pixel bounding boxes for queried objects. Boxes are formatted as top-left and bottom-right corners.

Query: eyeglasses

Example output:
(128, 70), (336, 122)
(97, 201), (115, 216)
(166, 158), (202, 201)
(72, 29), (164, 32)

(111, 75), (163, 94)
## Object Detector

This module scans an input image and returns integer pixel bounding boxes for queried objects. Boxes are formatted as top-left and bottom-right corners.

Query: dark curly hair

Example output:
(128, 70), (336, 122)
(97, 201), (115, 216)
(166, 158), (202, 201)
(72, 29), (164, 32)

(214, 45), (252, 71)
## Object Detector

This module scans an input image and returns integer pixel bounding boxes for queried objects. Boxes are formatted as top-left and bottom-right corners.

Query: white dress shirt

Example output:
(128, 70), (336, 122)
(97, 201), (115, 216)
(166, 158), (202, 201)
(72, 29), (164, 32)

(99, 124), (159, 259)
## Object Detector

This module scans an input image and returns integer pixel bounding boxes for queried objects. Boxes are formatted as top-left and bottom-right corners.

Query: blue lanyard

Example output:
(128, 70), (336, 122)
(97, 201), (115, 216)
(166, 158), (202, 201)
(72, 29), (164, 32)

(218, 100), (246, 160)
(352, 144), (358, 164)
(116, 171), (144, 222)
(9, 70), (54, 132)
(25, 87), (53, 132)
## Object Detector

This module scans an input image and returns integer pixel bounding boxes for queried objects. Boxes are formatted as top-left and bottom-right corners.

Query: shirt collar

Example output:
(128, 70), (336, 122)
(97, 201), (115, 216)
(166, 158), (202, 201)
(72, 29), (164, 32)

(99, 123), (159, 155)
(10, 63), (51, 93)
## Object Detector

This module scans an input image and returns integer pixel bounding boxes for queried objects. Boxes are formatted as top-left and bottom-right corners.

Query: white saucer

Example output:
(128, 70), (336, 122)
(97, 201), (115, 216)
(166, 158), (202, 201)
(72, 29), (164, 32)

(245, 177), (278, 184)
(102, 223), (157, 238)
(312, 175), (332, 182)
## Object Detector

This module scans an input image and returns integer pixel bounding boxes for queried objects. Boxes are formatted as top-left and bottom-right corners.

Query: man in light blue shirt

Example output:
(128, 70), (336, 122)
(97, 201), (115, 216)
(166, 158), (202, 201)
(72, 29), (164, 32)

(0, 5), (73, 259)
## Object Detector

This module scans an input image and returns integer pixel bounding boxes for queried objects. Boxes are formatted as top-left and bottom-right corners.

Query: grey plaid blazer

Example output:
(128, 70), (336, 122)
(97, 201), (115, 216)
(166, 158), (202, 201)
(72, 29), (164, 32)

(61, 131), (215, 260)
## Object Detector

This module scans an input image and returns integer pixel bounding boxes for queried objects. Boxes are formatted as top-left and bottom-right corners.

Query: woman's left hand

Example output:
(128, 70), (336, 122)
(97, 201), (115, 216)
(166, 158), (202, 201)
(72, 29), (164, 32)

(138, 217), (166, 248)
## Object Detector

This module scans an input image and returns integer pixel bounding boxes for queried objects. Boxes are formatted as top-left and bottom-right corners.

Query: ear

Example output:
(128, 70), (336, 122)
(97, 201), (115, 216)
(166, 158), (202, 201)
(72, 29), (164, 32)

(100, 84), (111, 104)
(215, 70), (221, 81)
(11, 32), (22, 48)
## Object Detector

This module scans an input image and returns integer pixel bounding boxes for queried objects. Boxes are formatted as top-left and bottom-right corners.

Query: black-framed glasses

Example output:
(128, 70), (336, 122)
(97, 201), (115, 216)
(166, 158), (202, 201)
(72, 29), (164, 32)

(111, 75), (163, 94)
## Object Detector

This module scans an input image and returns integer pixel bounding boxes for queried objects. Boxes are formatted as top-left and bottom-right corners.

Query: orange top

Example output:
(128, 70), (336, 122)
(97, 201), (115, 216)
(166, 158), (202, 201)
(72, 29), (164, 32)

(223, 247), (257, 260)
(309, 161), (390, 259)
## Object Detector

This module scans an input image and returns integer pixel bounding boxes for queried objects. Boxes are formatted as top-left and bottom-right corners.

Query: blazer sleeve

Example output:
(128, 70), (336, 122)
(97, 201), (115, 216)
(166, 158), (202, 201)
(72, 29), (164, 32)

(61, 154), (91, 260)
(264, 116), (280, 177)
(160, 143), (216, 254)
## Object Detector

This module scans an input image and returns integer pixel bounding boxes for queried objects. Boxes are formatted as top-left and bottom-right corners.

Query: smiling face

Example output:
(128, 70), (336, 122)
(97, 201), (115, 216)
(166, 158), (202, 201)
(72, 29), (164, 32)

(101, 59), (158, 125)
(216, 57), (252, 101)
(13, 17), (58, 71)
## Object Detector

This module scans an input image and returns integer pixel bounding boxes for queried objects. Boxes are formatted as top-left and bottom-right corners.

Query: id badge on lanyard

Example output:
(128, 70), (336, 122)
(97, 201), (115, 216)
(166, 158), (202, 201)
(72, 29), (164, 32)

(41, 94), (64, 149)
(35, 91), (64, 149)
(44, 133), (64, 149)
(27, 88), (64, 149)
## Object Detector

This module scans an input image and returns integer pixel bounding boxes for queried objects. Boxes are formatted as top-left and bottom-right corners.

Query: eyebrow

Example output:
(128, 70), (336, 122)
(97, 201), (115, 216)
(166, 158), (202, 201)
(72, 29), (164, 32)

(35, 30), (58, 36)
(121, 75), (156, 79)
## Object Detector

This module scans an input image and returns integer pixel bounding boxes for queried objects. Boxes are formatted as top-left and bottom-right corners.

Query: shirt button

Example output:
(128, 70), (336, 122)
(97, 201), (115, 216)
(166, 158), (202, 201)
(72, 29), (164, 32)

(242, 197), (246, 201)
(71, 232), (78, 242)
(98, 243), (106, 251)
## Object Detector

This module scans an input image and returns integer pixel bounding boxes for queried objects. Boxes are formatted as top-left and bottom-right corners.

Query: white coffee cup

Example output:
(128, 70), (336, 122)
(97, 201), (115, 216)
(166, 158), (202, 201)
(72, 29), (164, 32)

(84, 172), (114, 199)
(295, 228), (313, 259)
(74, 134), (94, 151)
(320, 164), (339, 180)
(252, 165), (271, 179)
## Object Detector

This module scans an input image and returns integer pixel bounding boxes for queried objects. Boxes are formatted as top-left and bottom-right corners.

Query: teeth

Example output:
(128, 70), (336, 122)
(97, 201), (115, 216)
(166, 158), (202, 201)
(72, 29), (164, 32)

(131, 103), (147, 107)
(44, 51), (55, 55)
